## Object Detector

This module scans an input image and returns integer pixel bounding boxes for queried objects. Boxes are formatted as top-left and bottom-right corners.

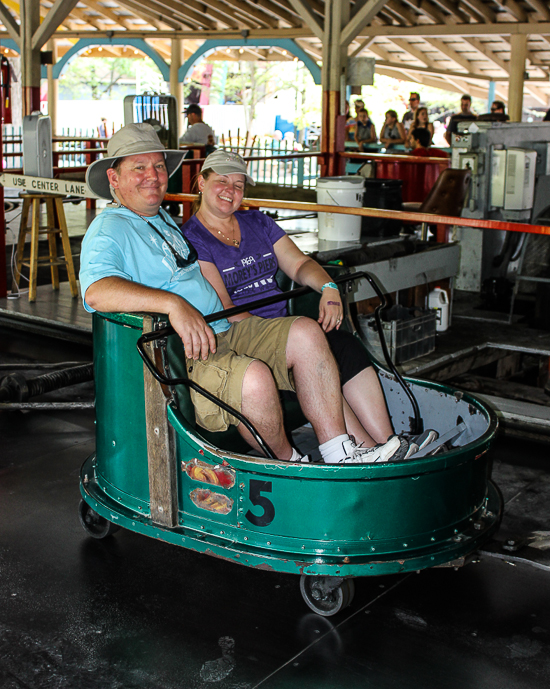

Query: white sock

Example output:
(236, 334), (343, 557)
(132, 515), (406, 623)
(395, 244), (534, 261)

(319, 434), (350, 464)
(289, 447), (303, 462)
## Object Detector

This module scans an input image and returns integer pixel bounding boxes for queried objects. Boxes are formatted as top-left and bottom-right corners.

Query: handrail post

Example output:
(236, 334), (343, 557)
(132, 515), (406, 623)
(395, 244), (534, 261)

(142, 315), (178, 528)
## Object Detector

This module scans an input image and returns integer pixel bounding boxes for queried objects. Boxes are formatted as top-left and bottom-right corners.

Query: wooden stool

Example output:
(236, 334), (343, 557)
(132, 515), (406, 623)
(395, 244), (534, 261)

(14, 193), (79, 302)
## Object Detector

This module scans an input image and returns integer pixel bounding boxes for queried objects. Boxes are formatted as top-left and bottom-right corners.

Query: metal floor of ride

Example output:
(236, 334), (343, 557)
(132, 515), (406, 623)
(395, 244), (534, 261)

(1, 365), (550, 687)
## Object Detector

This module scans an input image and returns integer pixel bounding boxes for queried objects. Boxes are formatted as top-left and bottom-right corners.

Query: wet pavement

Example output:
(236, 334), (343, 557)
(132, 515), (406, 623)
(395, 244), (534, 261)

(1, 341), (550, 688)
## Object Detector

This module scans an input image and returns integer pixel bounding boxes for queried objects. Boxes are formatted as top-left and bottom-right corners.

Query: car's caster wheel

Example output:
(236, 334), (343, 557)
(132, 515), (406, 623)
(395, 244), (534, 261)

(299, 575), (355, 616)
(78, 499), (120, 539)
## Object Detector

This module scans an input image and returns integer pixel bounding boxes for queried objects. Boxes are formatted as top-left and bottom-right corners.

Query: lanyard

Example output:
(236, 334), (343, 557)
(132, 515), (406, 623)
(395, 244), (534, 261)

(122, 205), (198, 268)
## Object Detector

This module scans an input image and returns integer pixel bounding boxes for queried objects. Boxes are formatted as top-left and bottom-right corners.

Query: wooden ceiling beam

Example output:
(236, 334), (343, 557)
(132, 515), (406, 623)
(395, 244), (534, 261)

(424, 36), (478, 72)
(341, 0), (393, 47)
(116, 0), (182, 30)
(367, 42), (397, 63)
(34, 0), (81, 49)
(459, 0), (495, 23)
(429, 0), (471, 23)
(498, 0), (528, 23)
(179, 0), (244, 29)
(374, 64), (489, 98)
(84, 0), (135, 30)
(355, 21), (550, 37)
(374, 57), (511, 80)
(147, 0), (219, 29)
(252, 0), (300, 27)
(0, 1), (20, 44)
(295, 38), (322, 60)
(524, 0), (550, 21)
(350, 36), (377, 56)
(414, 1), (449, 25)
(287, 0), (324, 40)
(463, 36), (510, 72)
(66, 7), (105, 31)
(384, 0), (417, 25)
(221, 0), (279, 28)
(388, 37), (438, 66)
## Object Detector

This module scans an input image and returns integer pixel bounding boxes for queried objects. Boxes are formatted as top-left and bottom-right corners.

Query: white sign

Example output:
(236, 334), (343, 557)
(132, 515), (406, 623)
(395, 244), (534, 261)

(0, 172), (98, 198)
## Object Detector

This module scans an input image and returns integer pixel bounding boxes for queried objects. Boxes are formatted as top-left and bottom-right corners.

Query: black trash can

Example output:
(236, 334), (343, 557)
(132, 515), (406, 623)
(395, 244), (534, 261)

(362, 179), (403, 237)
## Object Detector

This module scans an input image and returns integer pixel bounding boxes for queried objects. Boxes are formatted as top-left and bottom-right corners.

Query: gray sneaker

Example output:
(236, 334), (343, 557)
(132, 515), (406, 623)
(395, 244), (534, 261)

(327, 435), (409, 464)
(405, 429), (439, 459)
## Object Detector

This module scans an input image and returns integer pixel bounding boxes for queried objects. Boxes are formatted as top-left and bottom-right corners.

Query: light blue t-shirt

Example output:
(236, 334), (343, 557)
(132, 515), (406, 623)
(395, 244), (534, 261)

(79, 206), (230, 334)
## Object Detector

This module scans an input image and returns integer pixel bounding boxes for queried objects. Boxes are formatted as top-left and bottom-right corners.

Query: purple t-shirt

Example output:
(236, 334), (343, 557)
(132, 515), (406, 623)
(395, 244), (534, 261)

(183, 210), (288, 318)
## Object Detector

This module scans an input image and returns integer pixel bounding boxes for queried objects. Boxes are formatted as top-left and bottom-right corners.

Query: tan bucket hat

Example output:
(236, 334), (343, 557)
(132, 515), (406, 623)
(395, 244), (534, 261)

(86, 122), (185, 199)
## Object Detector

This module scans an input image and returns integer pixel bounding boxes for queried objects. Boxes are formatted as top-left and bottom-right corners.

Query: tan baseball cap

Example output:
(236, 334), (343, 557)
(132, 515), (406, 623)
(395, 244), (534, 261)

(200, 150), (255, 185)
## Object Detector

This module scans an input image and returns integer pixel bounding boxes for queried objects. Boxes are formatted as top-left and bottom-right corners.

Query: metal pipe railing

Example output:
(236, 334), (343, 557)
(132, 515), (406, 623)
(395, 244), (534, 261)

(164, 192), (550, 237)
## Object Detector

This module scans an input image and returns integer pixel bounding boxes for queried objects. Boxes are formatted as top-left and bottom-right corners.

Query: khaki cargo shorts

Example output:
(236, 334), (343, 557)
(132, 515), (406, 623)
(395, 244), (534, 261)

(185, 315), (301, 432)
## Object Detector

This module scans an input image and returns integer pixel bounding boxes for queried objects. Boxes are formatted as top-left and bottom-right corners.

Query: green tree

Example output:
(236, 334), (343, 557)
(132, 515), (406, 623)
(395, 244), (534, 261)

(59, 57), (163, 100)
(208, 60), (317, 140)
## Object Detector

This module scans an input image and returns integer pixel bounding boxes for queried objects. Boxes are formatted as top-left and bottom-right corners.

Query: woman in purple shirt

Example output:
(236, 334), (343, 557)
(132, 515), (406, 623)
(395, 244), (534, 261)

(182, 150), (395, 448)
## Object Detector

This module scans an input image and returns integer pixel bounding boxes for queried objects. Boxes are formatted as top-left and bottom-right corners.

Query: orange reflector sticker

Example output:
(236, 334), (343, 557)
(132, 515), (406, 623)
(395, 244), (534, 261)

(185, 459), (235, 488)
(190, 488), (234, 515)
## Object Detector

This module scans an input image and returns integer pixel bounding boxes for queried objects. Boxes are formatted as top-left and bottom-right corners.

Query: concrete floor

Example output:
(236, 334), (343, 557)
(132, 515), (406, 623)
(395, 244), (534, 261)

(1, 332), (549, 689)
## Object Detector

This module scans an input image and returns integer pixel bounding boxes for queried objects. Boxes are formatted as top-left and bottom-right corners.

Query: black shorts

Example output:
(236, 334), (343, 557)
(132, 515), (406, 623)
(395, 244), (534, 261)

(325, 328), (372, 385)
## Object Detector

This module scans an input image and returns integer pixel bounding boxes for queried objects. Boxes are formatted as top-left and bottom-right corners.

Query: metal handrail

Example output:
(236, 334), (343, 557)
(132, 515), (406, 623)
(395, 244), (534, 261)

(164, 192), (550, 236)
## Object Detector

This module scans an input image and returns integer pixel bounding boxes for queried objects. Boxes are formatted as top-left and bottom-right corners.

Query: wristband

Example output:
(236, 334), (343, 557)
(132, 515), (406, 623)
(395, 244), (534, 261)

(321, 282), (338, 292)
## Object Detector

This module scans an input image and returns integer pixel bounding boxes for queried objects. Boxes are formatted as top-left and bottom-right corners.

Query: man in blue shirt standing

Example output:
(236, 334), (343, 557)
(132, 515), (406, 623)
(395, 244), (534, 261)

(80, 123), (410, 464)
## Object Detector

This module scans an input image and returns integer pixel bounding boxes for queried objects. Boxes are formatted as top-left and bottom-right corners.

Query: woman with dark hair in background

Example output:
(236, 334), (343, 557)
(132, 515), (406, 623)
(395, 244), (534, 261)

(406, 107), (434, 148)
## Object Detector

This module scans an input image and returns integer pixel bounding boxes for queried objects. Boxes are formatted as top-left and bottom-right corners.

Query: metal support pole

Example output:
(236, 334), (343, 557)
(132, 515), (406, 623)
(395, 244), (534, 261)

(321, 0), (349, 178)
(508, 34), (527, 123)
(487, 81), (496, 113)
(47, 39), (58, 136)
(20, 0), (41, 115)
(0, 113), (5, 298)
(170, 38), (183, 141)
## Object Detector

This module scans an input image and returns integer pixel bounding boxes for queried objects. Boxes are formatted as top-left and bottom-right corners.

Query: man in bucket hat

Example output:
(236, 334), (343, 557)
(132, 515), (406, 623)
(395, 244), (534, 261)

(80, 123), (410, 464)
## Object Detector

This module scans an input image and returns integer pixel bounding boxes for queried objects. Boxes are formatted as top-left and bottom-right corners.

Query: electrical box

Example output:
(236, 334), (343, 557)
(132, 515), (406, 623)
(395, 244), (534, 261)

(490, 149), (507, 208)
(22, 114), (52, 178)
(458, 152), (479, 174)
(504, 148), (536, 211)
(347, 57), (375, 86)
(489, 148), (537, 211)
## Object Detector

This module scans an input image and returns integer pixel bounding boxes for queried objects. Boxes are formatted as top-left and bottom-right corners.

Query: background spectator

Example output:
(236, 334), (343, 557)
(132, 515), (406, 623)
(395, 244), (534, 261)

(98, 117), (109, 138)
(406, 106), (434, 148)
(180, 104), (215, 145)
(380, 109), (406, 147)
(354, 108), (377, 150)
(345, 98), (365, 141)
(409, 127), (448, 158)
(402, 92), (421, 133)
(445, 94), (477, 145)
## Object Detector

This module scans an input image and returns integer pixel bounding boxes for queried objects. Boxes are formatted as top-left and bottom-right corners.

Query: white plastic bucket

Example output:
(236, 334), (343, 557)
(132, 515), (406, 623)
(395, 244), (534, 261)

(428, 287), (450, 332)
(316, 176), (365, 241)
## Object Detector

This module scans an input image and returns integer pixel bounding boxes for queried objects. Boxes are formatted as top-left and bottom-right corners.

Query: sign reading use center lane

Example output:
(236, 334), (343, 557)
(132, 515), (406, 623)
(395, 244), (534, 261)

(0, 172), (98, 198)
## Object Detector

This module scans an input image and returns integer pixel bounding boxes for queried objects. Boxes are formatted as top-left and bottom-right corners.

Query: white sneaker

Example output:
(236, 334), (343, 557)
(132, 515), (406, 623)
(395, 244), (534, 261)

(325, 435), (408, 464)
(288, 448), (309, 463)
